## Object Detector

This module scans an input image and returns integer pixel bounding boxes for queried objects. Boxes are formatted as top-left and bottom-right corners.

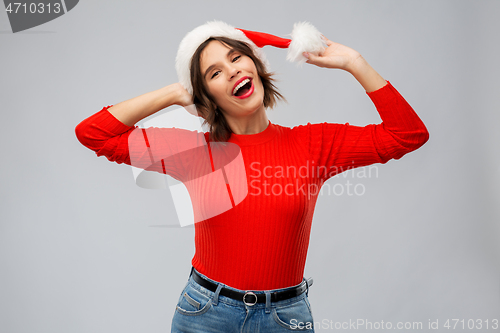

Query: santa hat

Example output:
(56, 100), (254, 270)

(176, 20), (326, 95)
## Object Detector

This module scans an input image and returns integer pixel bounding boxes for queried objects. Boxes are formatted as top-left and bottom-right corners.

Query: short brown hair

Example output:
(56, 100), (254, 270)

(190, 36), (286, 142)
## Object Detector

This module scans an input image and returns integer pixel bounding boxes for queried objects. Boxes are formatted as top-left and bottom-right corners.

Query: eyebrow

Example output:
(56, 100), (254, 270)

(204, 49), (237, 79)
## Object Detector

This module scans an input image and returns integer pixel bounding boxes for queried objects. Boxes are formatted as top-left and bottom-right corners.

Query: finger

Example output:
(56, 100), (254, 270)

(304, 52), (324, 67)
(321, 34), (334, 46)
(303, 52), (314, 63)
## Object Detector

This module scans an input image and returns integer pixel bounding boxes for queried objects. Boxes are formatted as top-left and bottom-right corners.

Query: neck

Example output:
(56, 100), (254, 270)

(224, 105), (269, 135)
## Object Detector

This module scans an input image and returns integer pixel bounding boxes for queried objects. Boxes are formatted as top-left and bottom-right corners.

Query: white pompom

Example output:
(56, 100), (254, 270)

(286, 22), (326, 65)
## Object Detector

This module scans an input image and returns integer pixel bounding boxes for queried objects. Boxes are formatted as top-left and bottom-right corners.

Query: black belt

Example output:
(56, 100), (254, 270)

(191, 268), (313, 306)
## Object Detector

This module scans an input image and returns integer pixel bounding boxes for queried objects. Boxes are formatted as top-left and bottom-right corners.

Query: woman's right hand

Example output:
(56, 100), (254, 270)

(172, 83), (202, 118)
(173, 83), (193, 107)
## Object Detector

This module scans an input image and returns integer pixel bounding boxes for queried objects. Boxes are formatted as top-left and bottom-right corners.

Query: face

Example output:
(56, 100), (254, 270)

(200, 40), (265, 119)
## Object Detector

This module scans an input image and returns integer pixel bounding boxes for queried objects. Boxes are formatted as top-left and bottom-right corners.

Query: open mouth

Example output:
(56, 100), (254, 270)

(233, 78), (253, 97)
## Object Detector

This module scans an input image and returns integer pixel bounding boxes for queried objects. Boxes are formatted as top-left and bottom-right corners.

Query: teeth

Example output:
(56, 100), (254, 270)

(233, 78), (250, 95)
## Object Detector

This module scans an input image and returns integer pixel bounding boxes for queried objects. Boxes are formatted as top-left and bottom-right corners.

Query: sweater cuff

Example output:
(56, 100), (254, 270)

(96, 105), (135, 134)
(366, 81), (402, 108)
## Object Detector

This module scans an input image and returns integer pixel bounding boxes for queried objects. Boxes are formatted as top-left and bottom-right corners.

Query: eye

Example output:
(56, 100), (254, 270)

(209, 55), (241, 79)
(211, 70), (220, 79)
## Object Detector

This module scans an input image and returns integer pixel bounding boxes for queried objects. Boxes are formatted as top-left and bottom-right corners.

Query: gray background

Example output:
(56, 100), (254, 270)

(1, 0), (499, 332)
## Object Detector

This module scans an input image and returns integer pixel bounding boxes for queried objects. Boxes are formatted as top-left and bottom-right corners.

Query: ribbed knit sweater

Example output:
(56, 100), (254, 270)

(75, 81), (429, 291)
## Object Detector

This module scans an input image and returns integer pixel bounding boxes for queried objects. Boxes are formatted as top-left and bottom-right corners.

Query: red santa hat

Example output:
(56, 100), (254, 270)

(176, 20), (326, 95)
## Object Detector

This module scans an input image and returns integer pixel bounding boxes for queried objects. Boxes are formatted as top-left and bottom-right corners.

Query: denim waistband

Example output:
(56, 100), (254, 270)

(187, 267), (312, 311)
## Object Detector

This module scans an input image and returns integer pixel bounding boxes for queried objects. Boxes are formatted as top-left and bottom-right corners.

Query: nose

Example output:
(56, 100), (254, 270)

(228, 64), (240, 80)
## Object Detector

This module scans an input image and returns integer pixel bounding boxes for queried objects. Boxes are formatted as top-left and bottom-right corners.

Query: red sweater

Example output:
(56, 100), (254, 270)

(75, 82), (429, 290)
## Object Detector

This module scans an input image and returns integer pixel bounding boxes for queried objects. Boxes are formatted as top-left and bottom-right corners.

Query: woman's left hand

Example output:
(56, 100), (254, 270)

(303, 36), (363, 73)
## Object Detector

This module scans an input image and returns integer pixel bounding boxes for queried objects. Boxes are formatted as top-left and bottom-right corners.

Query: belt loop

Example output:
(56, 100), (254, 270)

(212, 283), (223, 306)
(189, 266), (194, 277)
(304, 278), (310, 297)
(265, 291), (271, 314)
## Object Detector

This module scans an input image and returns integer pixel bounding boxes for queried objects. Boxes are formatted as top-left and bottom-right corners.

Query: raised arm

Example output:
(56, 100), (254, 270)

(75, 82), (194, 153)
(74, 83), (204, 180)
(295, 37), (429, 180)
(106, 83), (194, 126)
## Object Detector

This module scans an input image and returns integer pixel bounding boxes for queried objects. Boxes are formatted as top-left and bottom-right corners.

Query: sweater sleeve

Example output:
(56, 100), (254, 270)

(292, 81), (429, 181)
(75, 106), (209, 181)
(75, 106), (135, 165)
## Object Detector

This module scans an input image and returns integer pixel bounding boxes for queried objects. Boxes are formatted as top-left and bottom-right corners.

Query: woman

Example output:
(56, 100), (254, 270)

(75, 21), (429, 333)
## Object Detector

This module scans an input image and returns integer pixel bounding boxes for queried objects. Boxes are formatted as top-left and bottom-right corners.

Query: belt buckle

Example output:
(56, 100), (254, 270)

(243, 291), (257, 306)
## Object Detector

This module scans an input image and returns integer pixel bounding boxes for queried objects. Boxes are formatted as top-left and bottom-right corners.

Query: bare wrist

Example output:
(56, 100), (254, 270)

(346, 56), (387, 93)
(346, 55), (368, 75)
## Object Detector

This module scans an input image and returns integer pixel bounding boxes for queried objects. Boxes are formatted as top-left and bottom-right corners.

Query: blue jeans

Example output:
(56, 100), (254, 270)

(171, 268), (315, 332)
